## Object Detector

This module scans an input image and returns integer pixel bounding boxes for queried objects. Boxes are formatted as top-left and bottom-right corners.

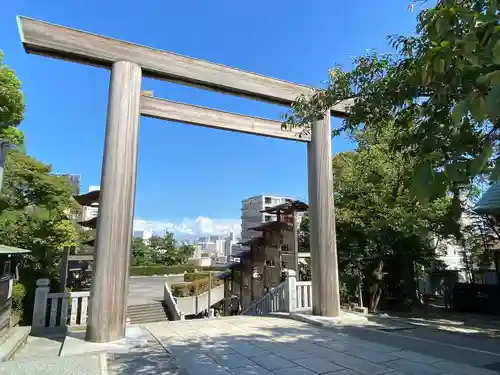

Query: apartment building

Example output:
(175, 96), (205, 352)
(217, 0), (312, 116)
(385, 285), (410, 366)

(240, 195), (294, 243)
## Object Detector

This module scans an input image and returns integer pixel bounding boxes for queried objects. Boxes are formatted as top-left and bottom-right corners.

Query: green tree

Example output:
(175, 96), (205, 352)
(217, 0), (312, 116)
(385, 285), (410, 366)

(177, 243), (195, 264)
(131, 237), (154, 266)
(0, 151), (81, 322)
(331, 124), (451, 311)
(133, 232), (195, 266)
(285, 0), (500, 200)
(0, 49), (80, 322)
(298, 214), (310, 253)
(0, 51), (24, 130)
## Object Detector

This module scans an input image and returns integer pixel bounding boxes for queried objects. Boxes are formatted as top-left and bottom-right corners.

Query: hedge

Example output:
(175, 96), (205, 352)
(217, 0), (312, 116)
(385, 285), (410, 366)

(171, 277), (222, 297)
(130, 265), (227, 276)
(184, 272), (210, 282)
(130, 265), (195, 276)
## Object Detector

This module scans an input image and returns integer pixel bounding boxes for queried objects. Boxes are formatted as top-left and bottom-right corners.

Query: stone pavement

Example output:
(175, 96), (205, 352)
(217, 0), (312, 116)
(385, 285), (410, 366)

(5, 315), (500, 375)
(0, 353), (104, 375)
(144, 316), (500, 375)
(12, 334), (65, 360)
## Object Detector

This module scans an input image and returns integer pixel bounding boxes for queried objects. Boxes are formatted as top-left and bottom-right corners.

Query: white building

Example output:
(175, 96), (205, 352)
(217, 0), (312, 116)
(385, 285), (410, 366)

(194, 236), (226, 257)
(133, 229), (153, 242)
(224, 231), (243, 257)
(240, 195), (294, 243)
(81, 185), (100, 222)
(188, 232), (241, 263)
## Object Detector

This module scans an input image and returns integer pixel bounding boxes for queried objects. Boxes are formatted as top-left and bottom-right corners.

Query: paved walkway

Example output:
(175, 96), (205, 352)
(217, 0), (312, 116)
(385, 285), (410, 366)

(144, 316), (500, 375)
(128, 276), (181, 306)
(5, 316), (500, 375)
(12, 334), (64, 360)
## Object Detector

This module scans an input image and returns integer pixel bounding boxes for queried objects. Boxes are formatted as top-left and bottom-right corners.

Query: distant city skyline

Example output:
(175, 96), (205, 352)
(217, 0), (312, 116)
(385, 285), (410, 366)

(132, 217), (241, 240)
(79, 184), (241, 240)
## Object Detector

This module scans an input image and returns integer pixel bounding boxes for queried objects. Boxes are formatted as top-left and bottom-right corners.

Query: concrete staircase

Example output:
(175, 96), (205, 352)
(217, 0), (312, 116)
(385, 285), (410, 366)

(126, 302), (168, 324)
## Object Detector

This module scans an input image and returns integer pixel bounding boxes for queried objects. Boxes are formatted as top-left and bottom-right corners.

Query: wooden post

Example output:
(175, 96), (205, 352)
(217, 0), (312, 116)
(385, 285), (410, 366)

(307, 141), (319, 314)
(59, 246), (70, 292)
(86, 61), (142, 343)
(307, 113), (341, 317)
(292, 210), (299, 279)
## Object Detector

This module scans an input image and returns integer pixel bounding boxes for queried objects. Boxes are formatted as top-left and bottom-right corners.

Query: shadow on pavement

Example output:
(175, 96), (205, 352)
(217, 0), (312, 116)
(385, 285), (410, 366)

(107, 317), (500, 375)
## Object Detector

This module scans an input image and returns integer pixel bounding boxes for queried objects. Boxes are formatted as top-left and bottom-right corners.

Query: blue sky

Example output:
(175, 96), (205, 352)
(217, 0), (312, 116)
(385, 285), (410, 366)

(0, 0), (419, 237)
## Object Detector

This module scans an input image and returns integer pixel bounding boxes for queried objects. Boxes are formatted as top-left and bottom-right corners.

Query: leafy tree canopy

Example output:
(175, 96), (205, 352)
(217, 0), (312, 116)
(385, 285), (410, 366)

(286, 0), (500, 200)
(132, 232), (195, 267)
(0, 51), (24, 130)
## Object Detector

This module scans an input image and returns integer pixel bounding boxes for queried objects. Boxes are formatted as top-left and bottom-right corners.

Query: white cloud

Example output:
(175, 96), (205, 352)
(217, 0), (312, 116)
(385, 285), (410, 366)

(133, 217), (241, 239)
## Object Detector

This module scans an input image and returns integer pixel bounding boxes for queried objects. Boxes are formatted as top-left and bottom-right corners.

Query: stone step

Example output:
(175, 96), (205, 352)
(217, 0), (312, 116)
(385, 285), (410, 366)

(128, 313), (167, 321)
(0, 326), (30, 362)
(126, 303), (168, 324)
(127, 306), (164, 313)
(127, 310), (165, 316)
(129, 316), (168, 324)
(127, 303), (164, 310)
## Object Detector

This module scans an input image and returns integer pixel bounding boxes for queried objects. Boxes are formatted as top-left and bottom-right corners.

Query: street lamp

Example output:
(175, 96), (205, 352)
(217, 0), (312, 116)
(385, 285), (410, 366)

(0, 139), (18, 193)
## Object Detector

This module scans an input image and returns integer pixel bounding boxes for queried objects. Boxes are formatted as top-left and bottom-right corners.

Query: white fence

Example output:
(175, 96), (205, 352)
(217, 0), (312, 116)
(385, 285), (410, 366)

(295, 281), (313, 311)
(32, 278), (90, 333)
(243, 270), (313, 315)
(242, 280), (288, 315)
(174, 285), (225, 316)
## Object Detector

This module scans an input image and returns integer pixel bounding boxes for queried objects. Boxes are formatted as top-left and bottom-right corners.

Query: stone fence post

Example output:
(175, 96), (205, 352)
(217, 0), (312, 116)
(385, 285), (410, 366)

(32, 278), (50, 333)
(285, 269), (297, 312)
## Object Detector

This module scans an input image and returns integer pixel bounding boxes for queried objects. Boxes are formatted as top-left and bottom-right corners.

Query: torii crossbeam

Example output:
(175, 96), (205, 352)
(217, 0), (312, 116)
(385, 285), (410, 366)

(17, 16), (349, 343)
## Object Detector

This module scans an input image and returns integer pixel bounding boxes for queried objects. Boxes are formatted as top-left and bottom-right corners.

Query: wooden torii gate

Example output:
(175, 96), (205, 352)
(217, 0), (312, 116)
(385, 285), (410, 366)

(17, 16), (350, 343)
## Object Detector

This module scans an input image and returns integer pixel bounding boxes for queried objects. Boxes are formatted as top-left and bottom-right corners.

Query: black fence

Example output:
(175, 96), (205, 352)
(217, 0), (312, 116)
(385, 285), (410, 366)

(452, 282), (500, 316)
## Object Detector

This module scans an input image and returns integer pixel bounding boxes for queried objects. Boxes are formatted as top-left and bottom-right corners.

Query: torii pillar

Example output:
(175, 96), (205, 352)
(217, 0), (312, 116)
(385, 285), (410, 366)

(86, 61), (142, 342)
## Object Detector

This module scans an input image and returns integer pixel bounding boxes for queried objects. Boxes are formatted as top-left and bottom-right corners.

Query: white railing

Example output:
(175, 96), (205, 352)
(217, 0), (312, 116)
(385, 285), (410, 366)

(163, 281), (183, 320)
(174, 285), (225, 316)
(242, 272), (315, 315)
(32, 278), (90, 333)
(296, 281), (313, 311)
(242, 280), (288, 315)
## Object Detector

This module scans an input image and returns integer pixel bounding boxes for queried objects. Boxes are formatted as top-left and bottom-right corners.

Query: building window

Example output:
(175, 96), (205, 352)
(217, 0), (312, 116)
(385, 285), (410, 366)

(280, 244), (289, 253)
(265, 215), (272, 222)
(265, 197), (272, 204)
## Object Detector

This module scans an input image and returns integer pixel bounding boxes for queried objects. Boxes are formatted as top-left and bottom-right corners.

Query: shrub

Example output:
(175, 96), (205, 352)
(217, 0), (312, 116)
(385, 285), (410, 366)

(171, 277), (222, 297)
(12, 282), (26, 318)
(171, 284), (188, 297)
(184, 272), (210, 282)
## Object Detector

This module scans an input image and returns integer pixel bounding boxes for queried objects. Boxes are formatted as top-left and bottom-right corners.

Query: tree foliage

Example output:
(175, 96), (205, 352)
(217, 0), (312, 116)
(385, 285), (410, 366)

(0, 51), (24, 130)
(0, 49), (82, 322)
(285, 0), (500, 200)
(131, 233), (195, 266)
(332, 124), (452, 311)
(0, 151), (81, 276)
